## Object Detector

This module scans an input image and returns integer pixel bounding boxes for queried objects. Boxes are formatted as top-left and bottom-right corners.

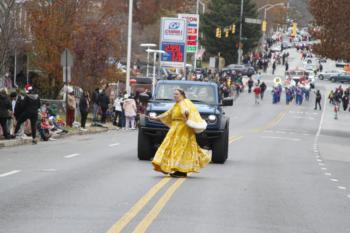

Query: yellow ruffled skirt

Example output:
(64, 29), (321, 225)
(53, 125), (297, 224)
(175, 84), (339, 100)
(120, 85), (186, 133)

(152, 121), (211, 174)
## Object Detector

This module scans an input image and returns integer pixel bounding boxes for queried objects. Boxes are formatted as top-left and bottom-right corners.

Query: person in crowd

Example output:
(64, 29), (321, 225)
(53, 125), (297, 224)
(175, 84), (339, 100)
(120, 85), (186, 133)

(0, 88), (12, 139)
(285, 61), (289, 72)
(8, 92), (17, 135)
(67, 90), (76, 127)
(123, 94), (137, 130)
(328, 90), (334, 104)
(150, 88), (210, 178)
(304, 85), (310, 102)
(342, 93), (349, 111)
(334, 89), (342, 105)
(247, 77), (254, 93)
(259, 82), (267, 100)
(98, 87), (109, 124)
(285, 88), (293, 105)
(13, 90), (25, 137)
(113, 94), (123, 127)
(256, 72), (262, 85)
(272, 87), (278, 104)
(91, 88), (100, 123)
(37, 104), (53, 141)
(319, 63), (323, 72)
(46, 103), (67, 133)
(253, 84), (261, 104)
(315, 90), (322, 110)
(13, 85), (41, 144)
(79, 90), (90, 131)
(295, 86), (303, 105)
(272, 61), (276, 75)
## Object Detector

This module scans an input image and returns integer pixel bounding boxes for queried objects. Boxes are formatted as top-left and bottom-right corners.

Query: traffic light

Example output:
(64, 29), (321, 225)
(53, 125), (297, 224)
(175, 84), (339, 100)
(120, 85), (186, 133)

(216, 27), (222, 38)
(262, 20), (267, 32)
(225, 28), (229, 38)
(232, 24), (236, 34)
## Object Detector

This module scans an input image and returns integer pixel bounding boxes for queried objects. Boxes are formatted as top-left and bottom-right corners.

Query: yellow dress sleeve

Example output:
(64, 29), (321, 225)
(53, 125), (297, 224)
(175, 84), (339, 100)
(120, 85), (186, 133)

(158, 107), (173, 128)
(179, 99), (207, 133)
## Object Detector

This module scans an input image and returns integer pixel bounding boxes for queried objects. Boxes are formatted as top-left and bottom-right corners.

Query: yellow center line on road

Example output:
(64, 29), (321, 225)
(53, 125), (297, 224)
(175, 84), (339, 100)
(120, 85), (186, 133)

(132, 178), (186, 233)
(254, 105), (292, 133)
(107, 110), (287, 233)
(229, 135), (244, 144)
(106, 177), (171, 233)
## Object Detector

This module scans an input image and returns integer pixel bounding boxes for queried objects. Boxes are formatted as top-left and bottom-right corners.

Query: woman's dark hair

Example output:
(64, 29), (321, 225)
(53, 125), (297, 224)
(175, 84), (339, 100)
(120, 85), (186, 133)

(175, 88), (186, 98)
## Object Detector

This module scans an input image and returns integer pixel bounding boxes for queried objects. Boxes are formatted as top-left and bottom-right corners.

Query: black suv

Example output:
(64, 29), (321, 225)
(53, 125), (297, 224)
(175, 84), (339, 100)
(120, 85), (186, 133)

(138, 80), (233, 164)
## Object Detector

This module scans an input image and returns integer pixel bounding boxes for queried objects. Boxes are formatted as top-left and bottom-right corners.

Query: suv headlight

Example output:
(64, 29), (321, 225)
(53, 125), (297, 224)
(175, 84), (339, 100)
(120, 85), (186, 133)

(149, 112), (157, 119)
(207, 114), (217, 123)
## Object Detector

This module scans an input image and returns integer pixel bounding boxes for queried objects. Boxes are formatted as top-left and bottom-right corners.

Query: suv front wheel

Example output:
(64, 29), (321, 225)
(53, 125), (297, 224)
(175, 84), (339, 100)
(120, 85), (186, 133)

(211, 124), (229, 164)
(137, 128), (154, 160)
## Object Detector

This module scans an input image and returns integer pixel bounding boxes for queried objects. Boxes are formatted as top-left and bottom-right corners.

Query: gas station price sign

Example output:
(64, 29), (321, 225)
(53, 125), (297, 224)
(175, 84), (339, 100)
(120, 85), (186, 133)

(160, 42), (186, 68)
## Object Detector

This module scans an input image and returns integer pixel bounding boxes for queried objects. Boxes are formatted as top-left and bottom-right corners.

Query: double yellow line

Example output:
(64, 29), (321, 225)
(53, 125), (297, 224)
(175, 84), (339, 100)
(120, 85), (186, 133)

(254, 106), (291, 133)
(107, 106), (291, 232)
(106, 177), (185, 233)
(107, 135), (244, 233)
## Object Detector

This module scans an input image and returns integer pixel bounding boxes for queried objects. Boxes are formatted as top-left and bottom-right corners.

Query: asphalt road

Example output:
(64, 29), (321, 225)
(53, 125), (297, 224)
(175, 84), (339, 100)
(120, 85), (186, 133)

(1, 49), (350, 233)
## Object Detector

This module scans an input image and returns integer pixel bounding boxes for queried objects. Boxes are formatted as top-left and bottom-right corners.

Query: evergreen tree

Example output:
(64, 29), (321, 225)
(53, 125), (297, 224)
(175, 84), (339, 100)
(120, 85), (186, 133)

(200, 0), (261, 64)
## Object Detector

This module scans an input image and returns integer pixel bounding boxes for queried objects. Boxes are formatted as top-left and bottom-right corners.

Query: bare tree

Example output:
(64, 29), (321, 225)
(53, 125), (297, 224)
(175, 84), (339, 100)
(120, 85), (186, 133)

(0, 0), (16, 78)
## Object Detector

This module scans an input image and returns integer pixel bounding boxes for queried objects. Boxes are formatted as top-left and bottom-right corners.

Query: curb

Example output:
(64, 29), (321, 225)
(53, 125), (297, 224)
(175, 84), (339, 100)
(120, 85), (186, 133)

(0, 126), (116, 149)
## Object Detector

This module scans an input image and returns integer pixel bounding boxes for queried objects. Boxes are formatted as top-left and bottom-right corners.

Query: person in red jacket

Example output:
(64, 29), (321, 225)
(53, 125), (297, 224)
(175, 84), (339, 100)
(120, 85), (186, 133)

(253, 84), (261, 104)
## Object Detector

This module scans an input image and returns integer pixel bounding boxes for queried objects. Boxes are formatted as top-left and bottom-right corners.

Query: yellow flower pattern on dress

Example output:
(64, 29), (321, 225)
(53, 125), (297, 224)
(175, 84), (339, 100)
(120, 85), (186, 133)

(152, 99), (211, 174)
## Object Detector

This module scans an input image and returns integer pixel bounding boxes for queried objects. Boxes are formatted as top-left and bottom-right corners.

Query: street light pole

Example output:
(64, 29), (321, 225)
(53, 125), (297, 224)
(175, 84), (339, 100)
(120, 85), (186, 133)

(147, 49), (166, 95)
(237, 0), (244, 64)
(126, 0), (133, 95)
(140, 43), (157, 78)
(195, 0), (205, 70)
(257, 2), (288, 46)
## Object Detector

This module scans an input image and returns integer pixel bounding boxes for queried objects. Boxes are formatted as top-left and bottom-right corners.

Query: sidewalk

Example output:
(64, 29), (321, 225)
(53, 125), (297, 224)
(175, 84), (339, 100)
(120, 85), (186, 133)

(0, 122), (119, 149)
(321, 105), (350, 138)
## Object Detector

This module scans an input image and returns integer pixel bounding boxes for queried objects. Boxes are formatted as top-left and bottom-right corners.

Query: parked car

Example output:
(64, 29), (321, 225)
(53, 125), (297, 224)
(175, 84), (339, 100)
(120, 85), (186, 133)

(303, 58), (317, 66)
(243, 64), (256, 76)
(222, 64), (246, 76)
(138, 80), (233, 164)
(282, 41), (293, 49)
(304, 64), (317, 73)
(329, 73), (350, 83)
(318, 70), (344, 80)
(335, 59), (349, 68)
(270, 44), (282, 52)
(317, 57), (327, 63)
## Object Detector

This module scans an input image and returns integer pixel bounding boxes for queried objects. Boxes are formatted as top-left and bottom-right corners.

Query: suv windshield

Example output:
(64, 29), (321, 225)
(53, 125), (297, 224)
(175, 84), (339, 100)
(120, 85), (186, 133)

(155, 83), (217, 105)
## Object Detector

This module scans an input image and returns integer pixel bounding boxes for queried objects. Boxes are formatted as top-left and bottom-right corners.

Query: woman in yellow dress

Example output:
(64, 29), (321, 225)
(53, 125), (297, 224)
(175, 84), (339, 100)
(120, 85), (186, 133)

(151, 89), (211, 178)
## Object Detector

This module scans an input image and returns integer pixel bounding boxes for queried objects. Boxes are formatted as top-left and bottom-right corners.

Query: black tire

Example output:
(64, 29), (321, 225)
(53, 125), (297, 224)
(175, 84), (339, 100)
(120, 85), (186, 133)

(331, 78), (336, 83)
(137, 128), (154, 160)
(211, 124), (229, 164)
(319, 75), (324, 80)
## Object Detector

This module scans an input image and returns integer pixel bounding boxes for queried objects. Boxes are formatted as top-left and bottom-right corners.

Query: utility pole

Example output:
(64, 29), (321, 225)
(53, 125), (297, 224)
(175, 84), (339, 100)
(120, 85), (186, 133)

(237, 0), (244, 64)
(126, 0), (133, 95)
(195, 0), (205, 70)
